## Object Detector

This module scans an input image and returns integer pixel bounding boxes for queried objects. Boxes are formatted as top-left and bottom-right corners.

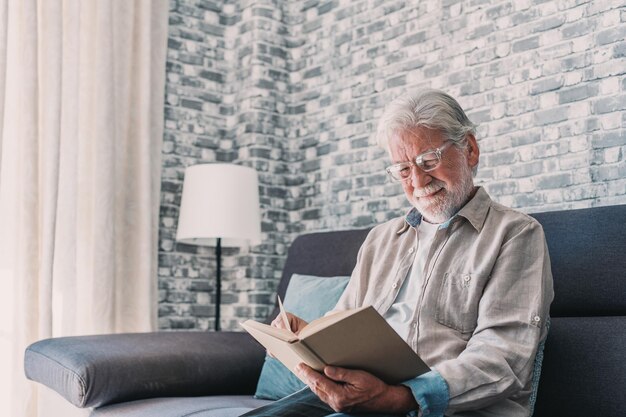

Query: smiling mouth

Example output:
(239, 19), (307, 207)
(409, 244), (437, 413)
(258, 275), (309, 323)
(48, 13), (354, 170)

(415, 188), (443, 199)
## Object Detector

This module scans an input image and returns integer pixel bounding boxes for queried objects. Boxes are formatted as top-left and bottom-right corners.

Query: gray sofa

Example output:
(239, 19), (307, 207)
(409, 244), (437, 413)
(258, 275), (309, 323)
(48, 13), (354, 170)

(25, 204), (626, 416)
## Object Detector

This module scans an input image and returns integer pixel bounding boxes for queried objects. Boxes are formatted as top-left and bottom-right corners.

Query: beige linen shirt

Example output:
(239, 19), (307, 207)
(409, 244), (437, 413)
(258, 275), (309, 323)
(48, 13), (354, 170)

(331, 187), (554, 416)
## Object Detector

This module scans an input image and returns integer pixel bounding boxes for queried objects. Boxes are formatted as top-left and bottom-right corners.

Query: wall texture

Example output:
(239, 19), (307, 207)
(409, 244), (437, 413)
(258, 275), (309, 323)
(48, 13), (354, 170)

(159, 0), (626, 331)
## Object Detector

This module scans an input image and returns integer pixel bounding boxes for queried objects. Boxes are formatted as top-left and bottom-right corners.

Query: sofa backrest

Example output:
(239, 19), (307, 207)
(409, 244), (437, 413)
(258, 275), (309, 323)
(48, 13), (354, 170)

(530, 205), (626, 417)
(270, 204), (626, 417)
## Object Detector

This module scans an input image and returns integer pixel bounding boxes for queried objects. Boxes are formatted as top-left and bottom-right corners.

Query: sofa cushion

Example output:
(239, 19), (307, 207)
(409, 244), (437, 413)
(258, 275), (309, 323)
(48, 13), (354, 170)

(531, 205), (626, 317)
(91, 396), (272, 417)
(282, 273), (351, 322)
(254, 273), (350, 400)
(25, 332), (265, 408)
(533, 316), (626, 417)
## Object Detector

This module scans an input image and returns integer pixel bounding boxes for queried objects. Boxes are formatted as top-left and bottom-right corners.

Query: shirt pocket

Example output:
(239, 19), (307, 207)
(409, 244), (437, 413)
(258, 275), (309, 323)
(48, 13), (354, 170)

(435, 272), (483, 334)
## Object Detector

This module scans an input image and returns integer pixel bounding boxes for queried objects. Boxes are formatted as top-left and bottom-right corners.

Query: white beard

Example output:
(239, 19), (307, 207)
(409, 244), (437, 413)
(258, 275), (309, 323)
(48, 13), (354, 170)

(412, 162), (474, 223)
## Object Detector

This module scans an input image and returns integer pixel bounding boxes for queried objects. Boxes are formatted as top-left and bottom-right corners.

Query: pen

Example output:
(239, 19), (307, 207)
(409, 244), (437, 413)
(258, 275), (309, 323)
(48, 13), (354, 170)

(277, 296), (293, 333)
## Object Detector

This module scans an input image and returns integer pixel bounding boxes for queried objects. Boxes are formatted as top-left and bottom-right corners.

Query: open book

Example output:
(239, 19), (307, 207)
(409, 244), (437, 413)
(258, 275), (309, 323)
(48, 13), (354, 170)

(240, 302), (430, 384)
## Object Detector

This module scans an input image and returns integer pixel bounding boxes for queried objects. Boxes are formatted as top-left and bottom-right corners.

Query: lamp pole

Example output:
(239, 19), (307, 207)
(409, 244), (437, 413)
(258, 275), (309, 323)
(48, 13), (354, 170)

(215, 237), (222, 331)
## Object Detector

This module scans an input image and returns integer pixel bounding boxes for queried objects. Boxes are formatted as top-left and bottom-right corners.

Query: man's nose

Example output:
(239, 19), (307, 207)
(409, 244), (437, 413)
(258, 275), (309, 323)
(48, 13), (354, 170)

(410, 165), (432, 189)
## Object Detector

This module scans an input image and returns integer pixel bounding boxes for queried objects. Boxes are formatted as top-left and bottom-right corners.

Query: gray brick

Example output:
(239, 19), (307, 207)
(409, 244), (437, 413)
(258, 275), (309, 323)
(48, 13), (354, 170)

(486, 150), (518, 166)
(512, 36), (540, 53)
(179, 29), (204, 42)
(168, 318), (196, 329)
(196, 0), (221, 12)
(353, 215), (375, 227)
(318, 1), (337, 15)
(512, 192), (544, 207)
(367, 20), (386, 35)
(302, 18), (322, 33)
(486, 180), (518, 196)
(485, 2), (512, 19)
(467, 23), (493, 40)
(331, 179), (352, 192)
(219, 14), (240, 26)
(302, 208), (321, 220)
(591, 165), (622, 182)
(562, 53), (592, 71)
(199, 22), (224, 37)
(467, 108), (491, 124)
(387, 75), (406, 88)
(199, 70), (224, 83)
(252, 7), (274, 19)
(530, 76), (564, 95)
(366, 174), (387, 187)
(591, 130), (626, 148)
(424, 62), (448, 78)
(561, 20), (594, 39)
(534, 107), (569, 125)
(402, 31), (426, 46)
(334, 32), (352, 47)
(510, 161), (544, 178)
(563, 184), (607, 201)
(558, 84), (599, 104)
(387, 50), (407, 65)
(383, 25), (406, 41)
(532, 15), (565, 32)
(383, 1), (405, 15)
(180, 98), (203, 110)
(593, 95), (626, 114)
(303, 66), (322, 79)
(190, 304), (213, 317)
(536, 173), (572, 190)
(596, 25), (626, 46)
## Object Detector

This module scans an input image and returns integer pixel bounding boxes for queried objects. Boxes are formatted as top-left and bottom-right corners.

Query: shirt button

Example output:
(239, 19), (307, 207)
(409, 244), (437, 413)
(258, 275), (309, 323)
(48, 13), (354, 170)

(392, 282), (398, 289)
(463, 275), (471, 282)
(533, 316), (541, 323)
(408, 247), (415, 254)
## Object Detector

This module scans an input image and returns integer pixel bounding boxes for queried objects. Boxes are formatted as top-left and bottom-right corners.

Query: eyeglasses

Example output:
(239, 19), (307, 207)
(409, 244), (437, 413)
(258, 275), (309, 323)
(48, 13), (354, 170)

(385, 141), (454, 182)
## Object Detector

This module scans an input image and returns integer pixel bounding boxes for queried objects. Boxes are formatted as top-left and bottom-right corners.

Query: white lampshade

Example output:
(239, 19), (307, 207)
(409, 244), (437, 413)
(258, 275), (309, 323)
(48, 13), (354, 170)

(176, 164), (262, 247)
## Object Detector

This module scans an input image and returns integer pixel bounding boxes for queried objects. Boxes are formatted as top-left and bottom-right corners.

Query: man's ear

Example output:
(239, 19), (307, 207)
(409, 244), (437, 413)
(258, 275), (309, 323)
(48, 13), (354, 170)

(465, 134), (480, 169)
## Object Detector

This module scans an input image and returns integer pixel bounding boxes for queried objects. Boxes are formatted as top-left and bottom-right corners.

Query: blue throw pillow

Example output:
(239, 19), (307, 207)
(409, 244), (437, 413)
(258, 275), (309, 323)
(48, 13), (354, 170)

(253, 273), (351, 400)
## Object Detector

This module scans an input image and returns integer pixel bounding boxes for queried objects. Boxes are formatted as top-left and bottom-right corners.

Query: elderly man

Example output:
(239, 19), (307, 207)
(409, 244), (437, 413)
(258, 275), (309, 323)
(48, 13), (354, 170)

(242, 89), (554, 417)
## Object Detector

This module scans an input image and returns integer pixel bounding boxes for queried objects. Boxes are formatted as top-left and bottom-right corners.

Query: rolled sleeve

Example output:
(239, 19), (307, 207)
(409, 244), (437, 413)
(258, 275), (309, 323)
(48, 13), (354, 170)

(401, 370), (449, 417)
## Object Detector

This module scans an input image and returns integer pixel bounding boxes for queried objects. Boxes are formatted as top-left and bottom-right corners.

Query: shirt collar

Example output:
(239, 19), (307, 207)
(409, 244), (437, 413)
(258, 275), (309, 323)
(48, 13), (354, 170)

(455, 186), (491, 232)
(396, 186), (491, 235)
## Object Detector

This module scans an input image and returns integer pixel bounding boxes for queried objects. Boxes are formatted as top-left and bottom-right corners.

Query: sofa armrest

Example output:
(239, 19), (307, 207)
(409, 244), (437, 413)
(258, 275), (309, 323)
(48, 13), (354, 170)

(24, 331), (266, 408)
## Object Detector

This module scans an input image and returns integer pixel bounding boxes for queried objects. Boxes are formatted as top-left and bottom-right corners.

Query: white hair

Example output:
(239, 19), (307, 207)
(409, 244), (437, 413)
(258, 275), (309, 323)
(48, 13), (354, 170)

(377, 88), (477, 152)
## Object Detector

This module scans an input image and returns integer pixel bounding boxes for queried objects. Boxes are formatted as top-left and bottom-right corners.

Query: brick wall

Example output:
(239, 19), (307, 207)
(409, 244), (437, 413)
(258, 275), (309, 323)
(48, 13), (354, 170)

(159, 0), (626, 330)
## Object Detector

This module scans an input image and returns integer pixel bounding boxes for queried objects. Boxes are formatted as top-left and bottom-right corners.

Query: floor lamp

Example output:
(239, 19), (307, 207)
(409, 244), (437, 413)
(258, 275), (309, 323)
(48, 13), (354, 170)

(176, 164), (261, 331)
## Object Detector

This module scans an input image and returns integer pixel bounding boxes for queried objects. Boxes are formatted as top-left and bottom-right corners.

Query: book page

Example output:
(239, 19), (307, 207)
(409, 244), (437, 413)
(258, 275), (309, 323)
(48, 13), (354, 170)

(241, 321), (307, 376)
(240, 319), (298, 343)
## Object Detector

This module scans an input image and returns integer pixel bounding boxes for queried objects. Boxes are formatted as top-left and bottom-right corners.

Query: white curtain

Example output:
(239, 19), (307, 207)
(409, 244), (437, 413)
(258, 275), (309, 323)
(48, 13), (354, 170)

(0, 1), (169, 416)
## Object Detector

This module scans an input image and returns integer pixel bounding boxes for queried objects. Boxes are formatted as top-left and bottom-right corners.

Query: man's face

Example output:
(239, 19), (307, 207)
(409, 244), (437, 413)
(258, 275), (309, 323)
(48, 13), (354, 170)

(388, 127), (479, 223)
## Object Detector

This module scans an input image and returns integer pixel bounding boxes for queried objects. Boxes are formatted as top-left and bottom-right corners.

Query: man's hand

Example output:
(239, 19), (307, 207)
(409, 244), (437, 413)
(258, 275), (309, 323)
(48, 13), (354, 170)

(270, 312), (308, 334)
(295, 364), (418, 414)
(267, 313), (309, 359)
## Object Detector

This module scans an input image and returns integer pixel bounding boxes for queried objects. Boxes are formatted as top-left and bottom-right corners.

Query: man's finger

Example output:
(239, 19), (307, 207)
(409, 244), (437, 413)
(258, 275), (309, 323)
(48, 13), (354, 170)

(324, 366), (350, 382)
(296, 364), (338, 394)
(324, 366), (369, 385)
